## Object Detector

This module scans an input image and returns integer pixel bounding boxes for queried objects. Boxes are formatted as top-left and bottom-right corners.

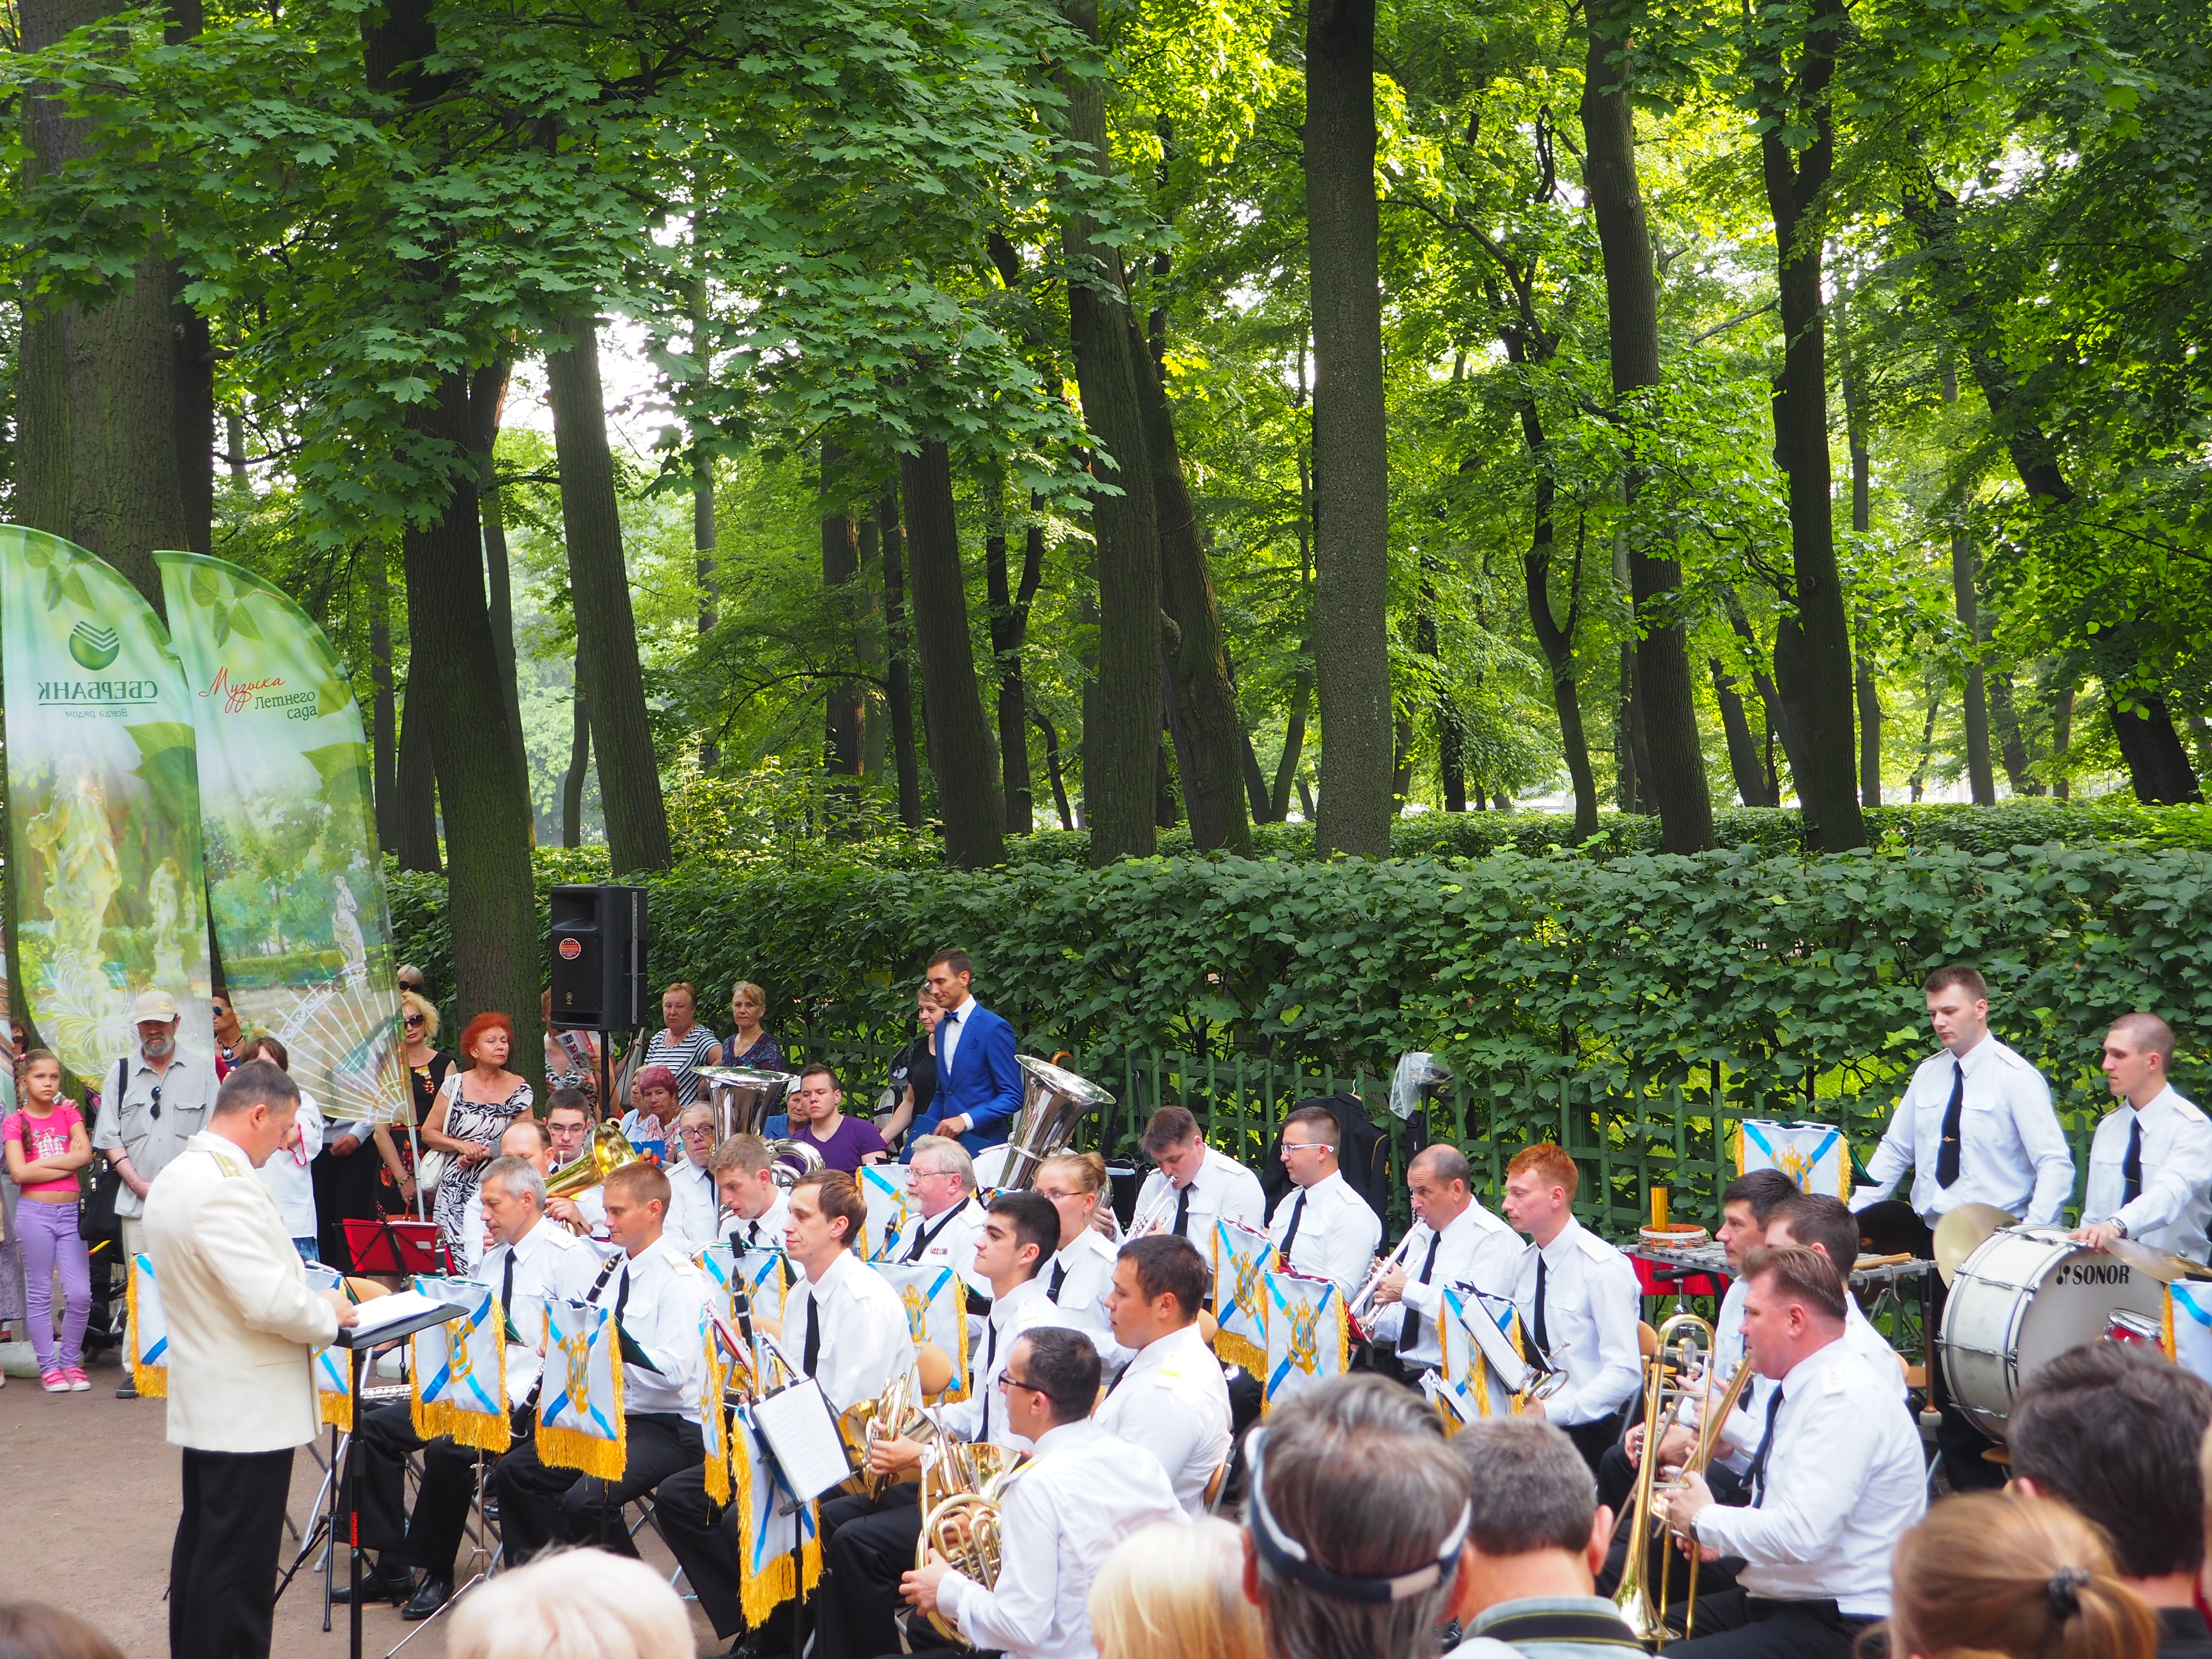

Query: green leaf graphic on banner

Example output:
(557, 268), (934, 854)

(303, 742), (373, 816)
(126, 723), (204, 840)
(189, 565), (221, 608)
(228, 603), (263, 642)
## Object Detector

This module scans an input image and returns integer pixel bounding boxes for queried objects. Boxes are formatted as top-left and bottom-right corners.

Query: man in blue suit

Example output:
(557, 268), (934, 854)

(903, 948), (1023, 1161)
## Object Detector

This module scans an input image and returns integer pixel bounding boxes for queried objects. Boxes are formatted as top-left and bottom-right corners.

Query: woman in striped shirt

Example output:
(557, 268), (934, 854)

(643, 981), (722, 1104)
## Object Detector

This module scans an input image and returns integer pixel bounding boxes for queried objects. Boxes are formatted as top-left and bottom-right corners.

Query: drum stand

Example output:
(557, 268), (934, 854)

(272, 1417), (349, 1632)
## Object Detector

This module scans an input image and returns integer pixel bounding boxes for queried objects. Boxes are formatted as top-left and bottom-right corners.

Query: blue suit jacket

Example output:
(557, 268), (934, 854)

(905, 1001), (1022, 1159)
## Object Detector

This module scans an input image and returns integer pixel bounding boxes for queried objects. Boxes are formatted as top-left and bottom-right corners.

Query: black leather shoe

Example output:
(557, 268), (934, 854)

(400, 1577), (451, 1621)
(332, 1563), (414, 1605)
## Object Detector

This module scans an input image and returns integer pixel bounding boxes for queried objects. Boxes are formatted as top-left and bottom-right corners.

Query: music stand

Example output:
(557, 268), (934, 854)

(342, 1216), (454, 1278)
(333, 1303), (470, 1659)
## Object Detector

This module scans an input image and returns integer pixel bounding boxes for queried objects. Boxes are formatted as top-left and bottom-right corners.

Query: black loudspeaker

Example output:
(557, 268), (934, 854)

(549, 884), (649, 1031)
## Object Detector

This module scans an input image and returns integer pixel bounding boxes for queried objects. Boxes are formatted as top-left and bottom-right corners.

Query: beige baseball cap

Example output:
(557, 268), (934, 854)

(132, 988), (180, 1023)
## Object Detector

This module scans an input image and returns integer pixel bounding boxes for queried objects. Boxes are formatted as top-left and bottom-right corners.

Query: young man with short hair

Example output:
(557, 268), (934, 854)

(1764, 1195), (1903, 1397)
(1503, 1144), (1641, 1471)
(2012, 1344), (2212, 1659)
(1098, 1233), (1233, 1515)
(707, 1132), (789, 1251)
(906, 948), (1022, 1158)
(781, 1170), (917, 1411)
(791, 1061), (890, 1172)
(2073, 1011), (2212, 1262)
(1129, 1105), (1266, 1240)
(494, 1160), (715, 1561)
(1266, 1103), (1382, 1299)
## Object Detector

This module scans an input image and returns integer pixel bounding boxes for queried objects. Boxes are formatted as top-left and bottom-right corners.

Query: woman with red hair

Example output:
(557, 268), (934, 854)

(419, 1011), (533, 1253)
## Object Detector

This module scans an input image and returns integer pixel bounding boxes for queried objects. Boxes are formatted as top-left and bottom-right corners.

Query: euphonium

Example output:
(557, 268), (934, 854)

(840, 1369), (938, 1500)
(913, 1439), (1023, 1646)
(1611, 1312), (1716, 1646)
(546, 1122), (645, 1199)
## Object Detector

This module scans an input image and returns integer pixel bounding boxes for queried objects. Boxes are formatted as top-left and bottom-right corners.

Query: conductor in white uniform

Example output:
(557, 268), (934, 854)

(142, 1058), (359, 1659)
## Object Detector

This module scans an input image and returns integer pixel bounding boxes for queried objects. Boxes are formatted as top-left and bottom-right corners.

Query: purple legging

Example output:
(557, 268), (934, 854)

(15, 1197), (91, 1371)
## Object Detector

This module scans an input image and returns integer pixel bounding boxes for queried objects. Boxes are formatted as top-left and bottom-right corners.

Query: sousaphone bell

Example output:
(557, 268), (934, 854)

(998, 1057), (1115, 1190)
(699, 1066), (799, 1143)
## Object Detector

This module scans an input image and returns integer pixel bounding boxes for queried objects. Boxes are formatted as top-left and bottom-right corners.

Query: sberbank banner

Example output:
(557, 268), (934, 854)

(158, 552), (407, 1130)
(0, 527), (213, 1079)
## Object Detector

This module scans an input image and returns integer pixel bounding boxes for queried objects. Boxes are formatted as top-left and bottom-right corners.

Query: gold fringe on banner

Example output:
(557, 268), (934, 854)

(126, 1267), (168, 1398)
(1213, 1325), (1267, 1378)
(320, 1370), (353, 1432)
(702, 1325), (733, 1509)
(2166, 1289), (2178, 1362)
(536, 1311), (627, 1479)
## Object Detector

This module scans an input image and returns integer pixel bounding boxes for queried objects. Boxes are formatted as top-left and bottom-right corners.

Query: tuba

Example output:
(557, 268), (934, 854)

(913, 1438), (1024, 1645)
(546, 1122), (646, 1200)
(998, 1058), (1115, 1191)
(767, 1138), (825, 1190)
(697, 1066), (800, 1144)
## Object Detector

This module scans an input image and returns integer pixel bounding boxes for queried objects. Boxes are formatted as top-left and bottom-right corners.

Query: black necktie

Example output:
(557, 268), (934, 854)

(2123, 1115), (2143, 1205)
(1105, 1360), (1131, 1397)
(1400, 1230), (1443, 1351)
(1173, 1185), (1192, 1238)
(1936, 1059), (1966, 1188)
(1747, 1387), (1785, 1507)
(980, 1320), (998, 1442)
(1279, 1191), (1308, 1257)
(802, 1293), (823, 1377)
(1048, 1260), (1068, 1302)
(1533, 1255), (1551, 1357)
(906, 1209), (955, 1263)
(500, 1248), (516, 1317)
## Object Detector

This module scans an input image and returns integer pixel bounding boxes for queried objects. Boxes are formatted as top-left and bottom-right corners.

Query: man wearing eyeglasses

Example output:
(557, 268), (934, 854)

(664, 1104), (722, 1248)
(93, 987), (220, 1398)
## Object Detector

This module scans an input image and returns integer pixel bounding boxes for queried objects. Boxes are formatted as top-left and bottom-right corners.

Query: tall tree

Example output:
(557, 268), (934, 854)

(1833, 270), (1882, 806)
(1581, 0), (1715, 852)
(879, 489), (923, 830)
(469, 358), (527, 774)
(396, 682), (440, 872)
(369, 542), (398, 851)
(1058, 0), (1161, 865)
(900, 441), (1005, 868)
(1746, 0), (1865, 847)
(984, 480), (1043, 835)
(820, 441), (866, 800)
(1305, 0), (1395, 856)
(544, 313), (673, 873)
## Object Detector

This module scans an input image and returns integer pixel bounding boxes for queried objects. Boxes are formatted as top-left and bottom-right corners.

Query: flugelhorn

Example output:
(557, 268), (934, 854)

(998, 1058), (1114, 1191)
(546, 1122), (645, 1199)
(913, 1436), (1023, 1646)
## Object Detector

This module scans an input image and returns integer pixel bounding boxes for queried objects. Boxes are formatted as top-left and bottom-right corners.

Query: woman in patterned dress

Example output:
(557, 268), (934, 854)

(721, 980), (786, 1074)
(421, 1011), (533, 1251)
(642, 982), (722, 1105)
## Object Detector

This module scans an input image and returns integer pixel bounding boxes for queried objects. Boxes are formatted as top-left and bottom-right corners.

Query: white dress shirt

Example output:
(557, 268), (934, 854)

(664, 1157), (722, 1250)
(940, 1276), (1073, 1450)
(1854, 1034), (2074, 1225)
(1510, 1216), (1642, 1426)
(1130, 1146), (1267, 1240)
(481, 1214), (603, 1407)
(589, 1236), (715, 1420)
(1266, 1169), (1383, 1300)
(1692, 1339), (1927, 1616)
(1372, 1199), (1522, 1370)
(1093, 1322), (1232, 1515)
(937, 1418), (1185, 1659)
(890, 1191), (987, 1279)
(938, 993), (974, 1079)
(256, 1088), (324, 1240)
(1043, 1227), (1130, 1367)
(723, 1190), (792, 1254)
(784, 1248), (918, 1414)
(1705, 1277), (1904, 1469)
(2082, 1085), (2212, 1261)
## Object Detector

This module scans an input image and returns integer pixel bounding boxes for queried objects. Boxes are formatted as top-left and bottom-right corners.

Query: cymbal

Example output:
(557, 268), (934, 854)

(1934, 1203), (2018, 1285)
(2101, 1235), (2212, 1284)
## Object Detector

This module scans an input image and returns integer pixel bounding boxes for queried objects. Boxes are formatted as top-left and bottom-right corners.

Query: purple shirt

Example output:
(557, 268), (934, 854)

(794, 1114), (890, 1175)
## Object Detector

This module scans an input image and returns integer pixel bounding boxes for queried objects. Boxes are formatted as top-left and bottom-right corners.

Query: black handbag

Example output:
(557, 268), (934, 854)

(77, 1061), (126, 1246)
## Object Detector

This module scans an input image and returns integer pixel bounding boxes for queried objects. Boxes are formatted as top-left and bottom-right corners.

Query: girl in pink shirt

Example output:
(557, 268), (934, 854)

(3, 1050), (95, 1391)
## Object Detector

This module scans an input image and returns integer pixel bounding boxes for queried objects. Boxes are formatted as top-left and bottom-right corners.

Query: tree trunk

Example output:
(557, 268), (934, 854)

(1988, 674), (2036, 795)
(1305, 0), (1395, 857)
(1155, 720), (1181, 829)
(1836, 269), (1882, 808)
(1725, 591), (1810, 804)
(1058, 0), (1161, 866)
(2052, 681), (2073, 799)
(173, 276), (214, 555)
(984, 480), (1041, 835)
(1710, 660), (1773, 807)
(1951, 531), (1996, 804)
(371, 543), (398, 851)
(1581, 0), (1713, 853)
(1515, 404), (1599, 840)
(562, 648), (590, 848)
(1856, 652), (1884, 808)
(900, 441), (1007, 868)
(397, 372), (537, 1060)
(821, 441), (866, 801)
(692, 266), (721, 774)
(879, 488), (923, 829)
(468, 358), (527, 780)
(1129, 314), (1252, 854)
(544, 314), (672, 873)
(1034, 710), (1075, 830)
(396, 679), (441, 872)
(1240, 729), (1275, 822)
(1909, 684), (1943, 800)
(1271, 649), (1313, 824)
(1753, 0), (1863, 848)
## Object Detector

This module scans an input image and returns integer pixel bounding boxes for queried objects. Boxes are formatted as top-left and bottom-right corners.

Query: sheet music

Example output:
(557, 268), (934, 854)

(350, 1289), (457, 1338)
(751, 1379), (853, 1499)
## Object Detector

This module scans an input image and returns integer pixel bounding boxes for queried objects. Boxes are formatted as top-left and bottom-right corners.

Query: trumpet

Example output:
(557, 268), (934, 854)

(912, 1437), (1024, 1646)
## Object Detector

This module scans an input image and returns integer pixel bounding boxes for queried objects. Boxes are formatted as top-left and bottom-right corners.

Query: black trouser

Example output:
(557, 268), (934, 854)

(494, 1412), (703, 1561)
(356, 1398), (503, 1583)
(817, 1487), (929, 1659)
(170, 1446), (294, 1659)
(1595, 1447), (1747, 1599)
(1659, 1588), (1870, 1659)
(1920, 1256), (2004, 1491)
(1563, 1410), (1628, 1474)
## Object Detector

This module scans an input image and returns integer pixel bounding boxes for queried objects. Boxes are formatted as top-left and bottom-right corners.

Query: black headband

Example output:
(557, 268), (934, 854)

(1246, 1426), (1471, 1606)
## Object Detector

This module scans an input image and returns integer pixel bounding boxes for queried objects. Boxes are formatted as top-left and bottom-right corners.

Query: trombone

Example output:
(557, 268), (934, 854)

(1612, 1313), (1718, 1644)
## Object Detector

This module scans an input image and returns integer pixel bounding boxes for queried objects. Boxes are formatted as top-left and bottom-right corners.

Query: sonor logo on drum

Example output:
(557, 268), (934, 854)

(2054, 1263), (2133, 1287)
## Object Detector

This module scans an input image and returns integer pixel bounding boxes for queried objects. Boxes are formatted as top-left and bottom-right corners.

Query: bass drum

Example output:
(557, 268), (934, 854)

(1938, 1226), (2166, 1441)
